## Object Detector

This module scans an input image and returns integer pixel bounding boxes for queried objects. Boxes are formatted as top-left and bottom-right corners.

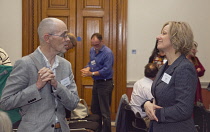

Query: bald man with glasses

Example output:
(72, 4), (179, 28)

(0, 18), (79, 132)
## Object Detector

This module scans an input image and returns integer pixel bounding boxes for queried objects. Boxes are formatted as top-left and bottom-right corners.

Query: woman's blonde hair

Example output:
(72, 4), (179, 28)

(162, 21), (194, 55)
(0, 111), (12, 132)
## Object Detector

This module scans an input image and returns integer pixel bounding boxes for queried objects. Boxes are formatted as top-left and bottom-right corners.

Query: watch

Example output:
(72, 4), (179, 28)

(92, 72), (95, 76)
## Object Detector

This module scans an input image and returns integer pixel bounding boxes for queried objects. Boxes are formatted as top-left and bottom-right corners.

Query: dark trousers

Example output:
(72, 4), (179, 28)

(91, 80), (114, 132)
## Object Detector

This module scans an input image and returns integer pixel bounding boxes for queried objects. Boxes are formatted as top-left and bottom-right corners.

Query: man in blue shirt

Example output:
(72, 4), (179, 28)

(81, 33), (114, 132)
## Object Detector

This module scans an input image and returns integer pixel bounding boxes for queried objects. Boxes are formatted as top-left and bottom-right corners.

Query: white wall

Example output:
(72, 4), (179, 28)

(0, 0), (209, 83)
(0, 0), (22, 65)
(127, 0), (210, 83)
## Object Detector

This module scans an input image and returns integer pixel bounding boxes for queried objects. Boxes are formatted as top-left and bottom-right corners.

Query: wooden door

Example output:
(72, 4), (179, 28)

(76, 0), (117, 118)
(22, 0), (127, 120)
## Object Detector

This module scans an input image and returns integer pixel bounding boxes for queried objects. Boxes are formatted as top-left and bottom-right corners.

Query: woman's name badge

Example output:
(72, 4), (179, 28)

(161, 73), (171, 84)
(91, 60), (96, 65)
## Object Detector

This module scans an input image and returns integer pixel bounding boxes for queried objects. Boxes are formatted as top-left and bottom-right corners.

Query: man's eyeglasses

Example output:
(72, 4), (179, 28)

(48, 31), (68, 39)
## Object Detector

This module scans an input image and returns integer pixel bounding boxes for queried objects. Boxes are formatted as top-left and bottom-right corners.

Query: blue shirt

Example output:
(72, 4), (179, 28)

(87, 45), (114, 80)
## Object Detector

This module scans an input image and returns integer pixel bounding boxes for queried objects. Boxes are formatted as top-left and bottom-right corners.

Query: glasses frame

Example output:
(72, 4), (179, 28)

(48, 31), (68, 40)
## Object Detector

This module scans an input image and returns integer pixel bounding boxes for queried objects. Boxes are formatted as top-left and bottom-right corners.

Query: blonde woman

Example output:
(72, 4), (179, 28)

(0, 111), (12, 132)
(143, 21), (197, 132)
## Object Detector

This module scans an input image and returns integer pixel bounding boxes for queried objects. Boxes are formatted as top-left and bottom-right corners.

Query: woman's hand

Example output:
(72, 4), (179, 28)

(144, 101), (162, 122)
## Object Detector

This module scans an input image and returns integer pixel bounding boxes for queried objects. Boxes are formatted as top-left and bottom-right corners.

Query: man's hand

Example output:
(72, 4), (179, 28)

(36, 67), (57, 90)
(80, 67), (91, 77)
(50, 78), (57, 88)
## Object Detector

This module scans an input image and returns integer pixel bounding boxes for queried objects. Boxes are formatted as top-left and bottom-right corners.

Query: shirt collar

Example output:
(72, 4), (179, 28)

(100, 45), (105, 51)
(144, 77), (153, 82)
(37, 46), (59, 70)
(94, 45), (105, 53)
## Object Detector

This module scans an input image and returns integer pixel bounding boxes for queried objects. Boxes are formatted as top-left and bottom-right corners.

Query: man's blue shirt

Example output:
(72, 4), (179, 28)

(87, 45), (114, 80)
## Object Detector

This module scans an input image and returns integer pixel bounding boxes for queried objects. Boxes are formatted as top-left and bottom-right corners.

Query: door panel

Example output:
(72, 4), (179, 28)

(83, 18), (101, 67)
(49, 0), (68, 7)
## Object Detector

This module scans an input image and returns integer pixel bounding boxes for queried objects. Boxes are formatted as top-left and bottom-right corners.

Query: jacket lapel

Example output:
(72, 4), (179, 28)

(152, 63), (166, 96)
(32, 49), (47, 68)
(152, 55), (186, 97)
(165, 55), (185, 75)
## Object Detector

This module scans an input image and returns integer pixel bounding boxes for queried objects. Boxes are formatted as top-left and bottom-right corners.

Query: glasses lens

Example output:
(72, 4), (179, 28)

(64, 35), (69, 39)
(60, 31), (69, 39)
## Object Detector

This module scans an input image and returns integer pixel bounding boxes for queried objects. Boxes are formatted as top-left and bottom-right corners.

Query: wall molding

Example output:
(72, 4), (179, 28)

(127, 81), (210, 89)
